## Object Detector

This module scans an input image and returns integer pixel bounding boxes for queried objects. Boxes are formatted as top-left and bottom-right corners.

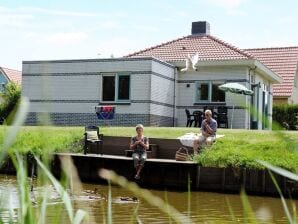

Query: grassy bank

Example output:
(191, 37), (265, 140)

(0, 126), (297, 171)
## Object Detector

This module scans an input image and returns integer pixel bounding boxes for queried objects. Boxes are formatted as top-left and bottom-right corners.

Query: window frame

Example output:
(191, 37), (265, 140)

(117, 74), (131, 102)
(195, 81), (226, 103)
(195, 81), (210, 103)
(101, 73), (131, 103)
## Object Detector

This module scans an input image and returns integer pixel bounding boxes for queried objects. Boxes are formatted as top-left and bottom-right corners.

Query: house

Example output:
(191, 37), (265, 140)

(22, 58), (175, 126)
(0, 66), (22, 91)
(22, 21), (282, 129)
(244, 47), (298, 104)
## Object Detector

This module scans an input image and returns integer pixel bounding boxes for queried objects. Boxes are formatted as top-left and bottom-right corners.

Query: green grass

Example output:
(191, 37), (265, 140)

(0, 126), (297, 171)
(0, 126), (84, 154)
(194, 129), (298, 172)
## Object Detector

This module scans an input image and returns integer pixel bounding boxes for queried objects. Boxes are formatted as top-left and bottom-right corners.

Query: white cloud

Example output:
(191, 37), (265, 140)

(133, 25), (159, 32)
(0, 6), (122, 18)
(277, 16), (297, 25)
(97, 21), (121, 29)
(46, 32), (88, 45)
(0, 6), (34, 27)
(18, 6), (99, 17)
(0, 6), (127, 30)
(95, 37), (148, 58)
(207, 0), (247, 15)
(209, 0), (244, 9)
(25, 32), (88, 45)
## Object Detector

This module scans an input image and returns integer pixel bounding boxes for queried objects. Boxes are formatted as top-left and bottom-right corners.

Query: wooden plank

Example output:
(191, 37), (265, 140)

(221, 168), (226, 191)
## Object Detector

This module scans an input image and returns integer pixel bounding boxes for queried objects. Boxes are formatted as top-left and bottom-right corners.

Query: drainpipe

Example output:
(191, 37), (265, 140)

(248, 66), (256, 128)
(172, 67), (178, 127)
(249, 66), (259, 129)
(251, 82), (260, 129)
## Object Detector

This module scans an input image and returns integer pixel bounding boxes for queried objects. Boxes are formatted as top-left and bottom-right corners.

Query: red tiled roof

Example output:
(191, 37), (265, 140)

(244, 47), (298, 97)
(126, 35), (253, 61)
(0, 67), (22, 84)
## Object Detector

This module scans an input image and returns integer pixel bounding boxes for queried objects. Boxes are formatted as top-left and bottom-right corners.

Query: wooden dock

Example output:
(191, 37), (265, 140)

(52, 152), (298, 198)
(0, 135), (296, 197)
(52, 153), (198, 190)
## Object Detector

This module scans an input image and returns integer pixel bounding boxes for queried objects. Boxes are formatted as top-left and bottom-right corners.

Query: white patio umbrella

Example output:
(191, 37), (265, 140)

(219, 83), (253, 129)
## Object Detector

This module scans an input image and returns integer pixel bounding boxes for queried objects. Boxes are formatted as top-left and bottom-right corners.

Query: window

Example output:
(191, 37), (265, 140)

(102, 74), (130, 102)
(102, 76), (115, 101)
(197, 83), (209, 101)
(212, 82), (225, 102)
(118, 75), (130, 100)
(195, 81), (225, 103)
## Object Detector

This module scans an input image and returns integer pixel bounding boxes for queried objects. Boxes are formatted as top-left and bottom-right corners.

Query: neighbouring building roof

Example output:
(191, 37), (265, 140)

(0, 67), (22, 84)
(244, 47), (298, 98)
(126, 34), (254, 62)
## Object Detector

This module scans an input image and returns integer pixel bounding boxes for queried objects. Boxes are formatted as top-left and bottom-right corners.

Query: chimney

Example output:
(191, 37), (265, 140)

(191, 21), (210, 35)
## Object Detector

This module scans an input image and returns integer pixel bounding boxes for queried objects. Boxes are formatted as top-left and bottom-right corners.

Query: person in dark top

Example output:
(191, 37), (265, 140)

(193, 109), (217, 154)
(130, 124), (149, 179)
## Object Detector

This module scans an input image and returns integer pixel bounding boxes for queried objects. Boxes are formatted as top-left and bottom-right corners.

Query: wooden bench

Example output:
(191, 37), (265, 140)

(125, 144), (158, 158)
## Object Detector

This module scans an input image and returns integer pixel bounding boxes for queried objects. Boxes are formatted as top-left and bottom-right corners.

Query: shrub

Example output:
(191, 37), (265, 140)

(273, 104), (298, 130)
(0, 82), (21, 124)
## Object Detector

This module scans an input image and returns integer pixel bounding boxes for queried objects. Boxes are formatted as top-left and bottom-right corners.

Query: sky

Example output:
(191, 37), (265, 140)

(1, 0), (298, 70)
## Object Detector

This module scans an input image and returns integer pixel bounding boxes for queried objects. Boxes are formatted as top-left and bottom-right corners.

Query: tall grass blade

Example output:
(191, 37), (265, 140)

(187, 174), (191, 220)
(164, 191), (173, 224)
(0, 97), (29, 163)
(136, 216), (143, 224)
(59, 156), (90, 223)
(225, 197), (236, 222)
(268, 171), (294, 223)
(15, 153), (35, 224)
(129, 204), (140, 224)
(257, 160), (298, 181)
(37, 189), (49, 224)
(99, 169), (192, 224)
(8, 192), (15, 223)
(73, 209), (87, 224)
(107, 181), (112, 224)
(293, 202), (297, 224)
(100, 200), (106, 224)
(240, 188), (257, 224)
(34, 156), (74, 223)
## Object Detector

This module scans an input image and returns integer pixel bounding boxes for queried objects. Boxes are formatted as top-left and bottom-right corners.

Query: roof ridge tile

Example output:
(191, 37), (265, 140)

(207, 35), (254, 59)
(125, 35), (188, 57)
(244, 46), (298, 51)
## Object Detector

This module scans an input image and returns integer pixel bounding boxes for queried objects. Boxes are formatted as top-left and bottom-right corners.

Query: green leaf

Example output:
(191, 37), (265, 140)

(257, 160), (298, 181)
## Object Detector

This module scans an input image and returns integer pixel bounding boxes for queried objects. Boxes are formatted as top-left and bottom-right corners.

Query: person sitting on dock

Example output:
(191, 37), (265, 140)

(193, 109), (217, 154)
(130, 124), (149, 180)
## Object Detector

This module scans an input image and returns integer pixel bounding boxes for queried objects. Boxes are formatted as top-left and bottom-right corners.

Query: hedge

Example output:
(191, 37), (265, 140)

(273, 104), (298, 130)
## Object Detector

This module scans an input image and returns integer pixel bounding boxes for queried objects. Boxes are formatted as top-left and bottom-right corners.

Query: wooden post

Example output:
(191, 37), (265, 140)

(242, 168), (246, 190)
(221, 168), (226, 191)
(262, 170), (266, 193)
(283, 176), (287, 195)
(196, 166), (201, 189)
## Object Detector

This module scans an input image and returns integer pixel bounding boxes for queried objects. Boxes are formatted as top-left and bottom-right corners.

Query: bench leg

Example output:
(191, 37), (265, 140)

(100, 142), (103, 155)
(96, 142), (99, 154)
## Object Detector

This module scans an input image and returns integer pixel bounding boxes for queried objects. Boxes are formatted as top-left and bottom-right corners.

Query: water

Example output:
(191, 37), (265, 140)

(0, 175), (296, 223)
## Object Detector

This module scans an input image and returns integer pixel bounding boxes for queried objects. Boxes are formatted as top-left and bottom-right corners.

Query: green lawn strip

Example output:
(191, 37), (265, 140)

(0, 126), (297, 171)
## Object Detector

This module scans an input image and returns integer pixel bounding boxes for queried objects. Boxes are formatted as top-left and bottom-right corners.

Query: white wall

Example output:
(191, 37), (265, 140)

(22, 59), (153, 74)
(176, 66), (249, 128)
(22, 58), (175, 119)
(150, 60), (175, 118)
(254, 71), (272, 130)
(289, 69), (298, 104)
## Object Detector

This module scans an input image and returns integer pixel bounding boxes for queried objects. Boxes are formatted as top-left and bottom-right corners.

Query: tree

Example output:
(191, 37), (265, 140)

(0, 82), (21, 124)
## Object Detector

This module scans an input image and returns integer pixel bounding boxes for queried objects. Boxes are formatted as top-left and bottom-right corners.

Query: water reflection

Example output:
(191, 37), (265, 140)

(0, 174), (296, 223)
